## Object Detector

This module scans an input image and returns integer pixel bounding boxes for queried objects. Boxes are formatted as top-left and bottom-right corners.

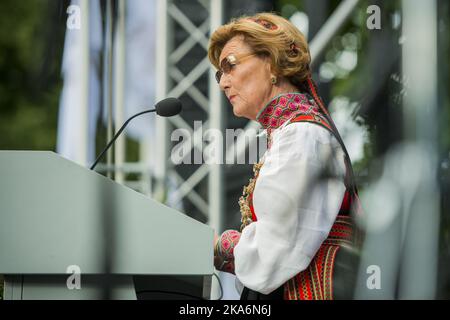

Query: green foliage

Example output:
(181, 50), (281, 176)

(0, 0), (65, 151)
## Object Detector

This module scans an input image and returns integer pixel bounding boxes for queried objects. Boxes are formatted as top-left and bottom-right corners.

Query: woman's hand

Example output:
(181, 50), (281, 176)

(214, 232), (227, 270)
(212, 230), (241, 273)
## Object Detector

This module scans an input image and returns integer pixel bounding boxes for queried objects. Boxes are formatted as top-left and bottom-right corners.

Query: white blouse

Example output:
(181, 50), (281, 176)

(234, 121), (347, 295)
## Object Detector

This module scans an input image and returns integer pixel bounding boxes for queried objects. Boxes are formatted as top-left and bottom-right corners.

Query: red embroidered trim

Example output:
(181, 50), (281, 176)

(283, 215), (354, 300)
(215, 230), (241, 274)
(249, 193), (257, 222)
(257, 93), (321, 130)
(218, 230), (241, 260)
(290, 114), (332, 131)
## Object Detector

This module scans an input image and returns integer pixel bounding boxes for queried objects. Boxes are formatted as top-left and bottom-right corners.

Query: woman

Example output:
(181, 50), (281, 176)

(209, 12), (360, 300)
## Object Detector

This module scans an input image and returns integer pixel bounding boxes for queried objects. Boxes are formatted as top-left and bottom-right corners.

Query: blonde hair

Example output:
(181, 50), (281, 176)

(208, 12), (311, 87)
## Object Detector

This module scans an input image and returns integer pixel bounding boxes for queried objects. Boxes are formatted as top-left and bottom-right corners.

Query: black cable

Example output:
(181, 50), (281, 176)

(135, 273), (224, 300)
(213, 272), (224, 300)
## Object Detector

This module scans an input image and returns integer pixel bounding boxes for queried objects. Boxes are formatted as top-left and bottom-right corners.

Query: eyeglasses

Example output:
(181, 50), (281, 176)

(215, 53), (257, 84)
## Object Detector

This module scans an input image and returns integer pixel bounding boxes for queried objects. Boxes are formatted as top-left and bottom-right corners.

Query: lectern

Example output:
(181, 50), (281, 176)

(0, 151), (214, 300)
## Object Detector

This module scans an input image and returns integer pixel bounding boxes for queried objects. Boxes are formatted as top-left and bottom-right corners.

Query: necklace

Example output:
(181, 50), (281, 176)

(239, 159), (264, 231)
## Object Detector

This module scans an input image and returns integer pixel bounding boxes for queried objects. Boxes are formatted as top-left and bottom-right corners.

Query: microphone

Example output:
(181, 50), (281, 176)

(90, 97), (182, 170)
(154, 97), (182, 117)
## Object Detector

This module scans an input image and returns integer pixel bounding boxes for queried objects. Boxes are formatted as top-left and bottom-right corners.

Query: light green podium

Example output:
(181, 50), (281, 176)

(0, 151), (214, 300)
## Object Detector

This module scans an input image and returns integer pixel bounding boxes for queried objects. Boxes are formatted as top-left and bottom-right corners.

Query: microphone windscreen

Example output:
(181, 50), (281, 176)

(155, 97), (182, 117)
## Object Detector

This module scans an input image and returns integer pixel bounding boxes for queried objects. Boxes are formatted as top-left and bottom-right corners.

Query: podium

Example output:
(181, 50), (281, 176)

(0, 151), (214, 300)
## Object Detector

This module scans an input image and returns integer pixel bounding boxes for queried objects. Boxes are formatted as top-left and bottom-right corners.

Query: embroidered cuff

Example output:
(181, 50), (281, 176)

(216, 229), (241, 260)
(214, 230), (241, 274)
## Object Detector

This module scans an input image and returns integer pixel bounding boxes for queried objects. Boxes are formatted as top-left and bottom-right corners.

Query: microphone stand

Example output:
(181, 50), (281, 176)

(90, 109), (156, 170)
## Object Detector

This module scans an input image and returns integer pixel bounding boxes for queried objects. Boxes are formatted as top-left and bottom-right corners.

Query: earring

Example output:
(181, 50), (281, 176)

(271, 76), (277, 85)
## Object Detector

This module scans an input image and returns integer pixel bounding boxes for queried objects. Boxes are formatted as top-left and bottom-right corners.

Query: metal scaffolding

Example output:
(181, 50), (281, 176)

(154, 0), (224, 233)
(97, 0), (224, 233)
